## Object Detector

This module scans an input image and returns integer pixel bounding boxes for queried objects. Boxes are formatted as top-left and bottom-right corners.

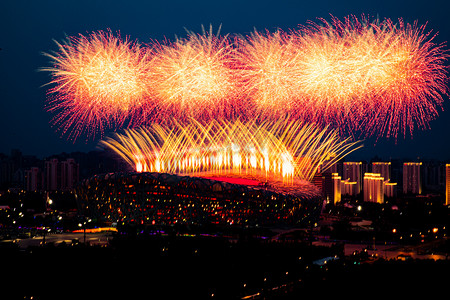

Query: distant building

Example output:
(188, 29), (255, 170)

(45, 158), (60, 191)
(372, 162), (391, 182)
(24, 167), (43, 192)
(343, 162), (362, 195)
(326, 160), (343, 177)
(322, 173), (341, 205)
(403, 162), (422, 195)
(341, 179), (357, 196)
(384, 181), (397, 198)
(422, 161), (445, 192)
(446, 164), (450, 205)
(0, 159), (14, 189)
(61, 158), (79, 191)
(45, 158), (79, 191)
(371, 162), (398, 198)
(363, 173), (384, 203)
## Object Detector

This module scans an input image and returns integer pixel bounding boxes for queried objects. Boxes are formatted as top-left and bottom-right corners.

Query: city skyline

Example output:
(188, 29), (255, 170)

(1, 0), (450, 160)
(1, 3), (449, 299)
(2, 148), (446, 193)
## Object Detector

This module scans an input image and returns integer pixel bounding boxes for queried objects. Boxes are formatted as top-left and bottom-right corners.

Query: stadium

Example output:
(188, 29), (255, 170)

(76, 171), (323, 227)
(46, 16), (448, 228)
(75, 120), (361, 227)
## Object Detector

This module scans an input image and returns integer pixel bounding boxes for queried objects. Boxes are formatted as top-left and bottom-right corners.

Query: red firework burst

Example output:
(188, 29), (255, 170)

(41, 17), (448, 141)
(41, 30), (153, 140)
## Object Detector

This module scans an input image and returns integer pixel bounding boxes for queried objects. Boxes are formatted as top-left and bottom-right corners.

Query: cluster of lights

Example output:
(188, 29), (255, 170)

(42, 16), (448, 140)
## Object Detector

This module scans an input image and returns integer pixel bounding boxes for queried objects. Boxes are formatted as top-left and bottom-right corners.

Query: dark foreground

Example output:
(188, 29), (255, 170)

(1, 233), (448, 300)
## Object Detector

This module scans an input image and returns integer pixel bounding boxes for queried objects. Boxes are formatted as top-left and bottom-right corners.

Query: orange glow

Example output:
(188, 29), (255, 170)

(100, 119), (362, 182)
(72, 227), (118, 233)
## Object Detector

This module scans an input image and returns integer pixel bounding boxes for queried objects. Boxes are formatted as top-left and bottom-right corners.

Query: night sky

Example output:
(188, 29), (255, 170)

(1, 0), (450, 160)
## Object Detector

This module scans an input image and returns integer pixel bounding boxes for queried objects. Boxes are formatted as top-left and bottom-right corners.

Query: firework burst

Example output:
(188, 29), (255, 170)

(150, 25), (239, 121)
(42, 16), (448, 141)
(294, 15), (448, 137)
(41, 30), (153, 139)
(235, 30), (304, 119)
(100, 119), (362, 182)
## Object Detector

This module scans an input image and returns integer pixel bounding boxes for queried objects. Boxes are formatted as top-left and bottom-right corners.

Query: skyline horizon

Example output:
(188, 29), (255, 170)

(2, 141), (449, 163)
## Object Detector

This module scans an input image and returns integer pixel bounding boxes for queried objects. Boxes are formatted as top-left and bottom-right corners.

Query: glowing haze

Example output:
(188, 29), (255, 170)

(42, 15), (448, 140)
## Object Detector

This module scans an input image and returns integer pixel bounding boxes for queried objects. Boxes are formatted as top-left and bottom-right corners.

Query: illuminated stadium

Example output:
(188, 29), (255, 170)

(76, 171), (323, 227)
(76, 120), (361, 227)
(45, 15), (448, 228)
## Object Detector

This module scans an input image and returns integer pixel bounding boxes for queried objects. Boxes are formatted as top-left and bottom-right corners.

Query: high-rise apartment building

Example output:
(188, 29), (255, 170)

(341, 179), (357, 196)
(24, 167), (43, 192)
(364, 173), (384, 203)
(403, 162), (422, 195)
(45, 158), (60, 191)
(322, 172), (341, 205)
(446, 164), (450, 205)
(372, 162), (398, 197)
(45, 158), (79, 191)
(422, 161), (445, 192)
(343, 162), (362, 195)
(384, 182), (397, 198)
(61, 158), (79, 191)
(372, 162), (391, 182)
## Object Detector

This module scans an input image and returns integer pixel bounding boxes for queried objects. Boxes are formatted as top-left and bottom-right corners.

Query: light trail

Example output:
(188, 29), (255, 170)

(100, 119), (362, 182)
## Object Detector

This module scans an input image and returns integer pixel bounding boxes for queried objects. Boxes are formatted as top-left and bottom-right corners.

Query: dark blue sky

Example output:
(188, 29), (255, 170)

(1, 0), (449, 160)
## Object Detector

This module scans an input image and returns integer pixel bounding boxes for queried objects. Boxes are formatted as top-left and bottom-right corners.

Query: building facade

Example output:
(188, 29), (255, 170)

(343, 162), (362, 195)
(363, 173), (384, 203)
(341, 179), (357, 196)
(384, 182), (397, 198)
(403, 162), (422, 195)
(372, 162), (391, 182)
(61, 158), (79, 191)
(446, 164), (450, 206)
(45, 158), (79, 191)
(24, 167), (43, 192)
(322, 172), (341, 205)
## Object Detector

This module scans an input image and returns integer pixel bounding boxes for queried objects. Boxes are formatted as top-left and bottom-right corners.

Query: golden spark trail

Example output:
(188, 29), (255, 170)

(100, 119), (362, 182)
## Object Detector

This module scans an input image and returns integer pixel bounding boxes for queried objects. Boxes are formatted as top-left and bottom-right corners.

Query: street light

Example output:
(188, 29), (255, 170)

(78, 222), (86, 244)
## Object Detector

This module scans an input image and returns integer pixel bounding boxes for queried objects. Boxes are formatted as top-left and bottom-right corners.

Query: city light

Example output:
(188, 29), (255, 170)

(4, 4), (450, 299)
